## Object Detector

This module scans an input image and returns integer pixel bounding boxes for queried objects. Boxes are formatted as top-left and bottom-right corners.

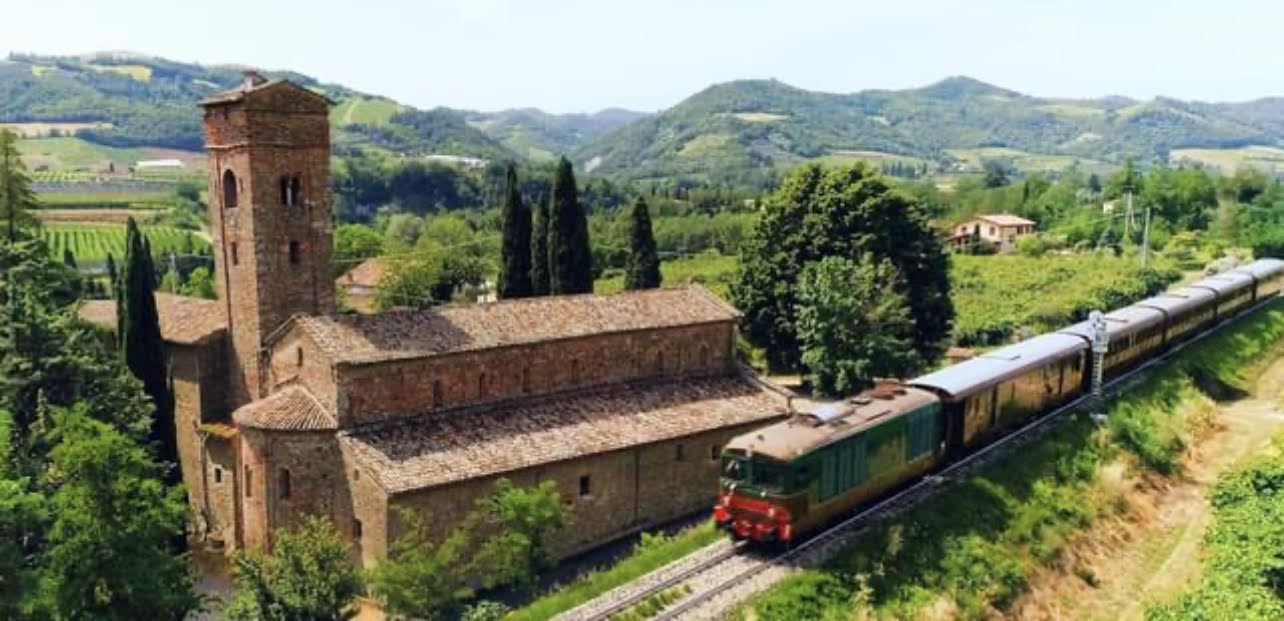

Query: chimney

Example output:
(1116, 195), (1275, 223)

(242, 70), (267, 89)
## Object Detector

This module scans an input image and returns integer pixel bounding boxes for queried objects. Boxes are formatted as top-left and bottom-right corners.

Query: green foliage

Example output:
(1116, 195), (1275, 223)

(37, 222), (209, 268)
(531, 196), (551, 296)
(623, 197), (661, 290)
(1147, 440), (1284, 619)
(548, 157), (593, 294)
(119, 218), (177, 479)
(226, 516), (364, 621)
(796, 256), (921, 395)
(0, 129), (39, 243)
(950, 254), (1180, 347)
(369, 509), (476, 620)
(498, 162), (533, 299)
(32, 405), (197, 620)
(475, 479), (569, 587)
(180, 265), (216, 299)
(734, 163), (952, 371)
(333, 223), (385, 273)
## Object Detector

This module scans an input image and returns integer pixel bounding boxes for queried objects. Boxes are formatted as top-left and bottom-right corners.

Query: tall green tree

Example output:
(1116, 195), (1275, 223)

(734, 164), (952, 371)
(105, 252), (118, 297)
(61, 249), (76, 270)
(796, 256), (921, 396)
(530, 193), (550, 296)
(226, 516), (364, 621)
(547, 157), (592, 295)
(498, 163), (533, 299)
(0, 130), (38, 243)
(624, 197), (662, 290)
(118, 218), (177, 479)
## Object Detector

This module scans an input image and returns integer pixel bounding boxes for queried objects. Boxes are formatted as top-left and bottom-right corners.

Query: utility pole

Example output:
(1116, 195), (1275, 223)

(1123, 191), (1133, 244)
(169, 252), (179, 293)
(1140, 205), (1152, 268)
(1089, 310), (1109, 423)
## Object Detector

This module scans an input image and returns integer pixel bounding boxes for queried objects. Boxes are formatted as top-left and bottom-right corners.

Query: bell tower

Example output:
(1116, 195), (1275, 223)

(201, 72), (335, 406)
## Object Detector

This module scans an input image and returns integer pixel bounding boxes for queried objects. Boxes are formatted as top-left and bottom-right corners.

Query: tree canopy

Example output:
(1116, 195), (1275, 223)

(624, 197), (662, 290)
(498, 162), (533, 299)
(734, 164), (952, 372)
(547, 157), (593, 295)
(226, 516), (364, 621)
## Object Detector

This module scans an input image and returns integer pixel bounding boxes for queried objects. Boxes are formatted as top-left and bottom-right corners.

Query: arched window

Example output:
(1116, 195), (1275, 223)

(289, 241), (301, 265)
(222, 169), (238, 208)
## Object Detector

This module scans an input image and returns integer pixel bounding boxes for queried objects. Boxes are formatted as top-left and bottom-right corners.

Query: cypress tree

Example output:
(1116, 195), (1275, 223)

(547, 157), (592, 295)
(62, 248), (77, 269)
(624, 197), (662, 290)
(119, 217), (178, 481)
(105, 252), (117, 294)
(498, 163), (533, 299)
(531, 195), (550, 296)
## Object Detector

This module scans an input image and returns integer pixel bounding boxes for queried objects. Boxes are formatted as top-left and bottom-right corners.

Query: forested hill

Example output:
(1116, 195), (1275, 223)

(572, 77), (1284, 187)
(0, 52), (642, 160)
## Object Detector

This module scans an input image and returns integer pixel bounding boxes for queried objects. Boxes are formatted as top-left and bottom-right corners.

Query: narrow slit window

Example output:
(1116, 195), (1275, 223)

(279, 176), (290, 206)
(353, 519), (363, 540)
(279, 468), (291, 499)
(478, 373), (487, 398)
(711, 445), (722, 461)
(214, 467), (223, 483)
(675, 443), (685, 462)
(289, 241), (301, 265)
(432, 380), (443, 408)
(296, 346), (304, 367)
(522, 367), (531, 393)
(578, 475), (591, 497)
(571, 358), (580, 384)
(244, 466), (252, 497)
(230, 242), (239, 266)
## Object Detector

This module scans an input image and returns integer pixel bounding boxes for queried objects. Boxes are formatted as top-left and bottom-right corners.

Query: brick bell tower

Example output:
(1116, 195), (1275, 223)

(200, 72), (335, 407)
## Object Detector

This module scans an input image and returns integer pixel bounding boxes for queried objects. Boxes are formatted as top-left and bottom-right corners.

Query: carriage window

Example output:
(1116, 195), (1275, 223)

(723, 458), (744, 480)
(222, 169), (238, 208)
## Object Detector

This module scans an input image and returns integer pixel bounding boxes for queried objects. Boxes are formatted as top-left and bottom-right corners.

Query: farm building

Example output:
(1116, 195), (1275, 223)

(336, 258), (384, 313)
(137, 158), (185, 170)
(78, 73), (790, 566)
(947, 213), (1036, 253)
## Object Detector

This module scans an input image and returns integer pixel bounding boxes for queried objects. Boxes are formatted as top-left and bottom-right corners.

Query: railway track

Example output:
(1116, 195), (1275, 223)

(557, 299), (1271, 621)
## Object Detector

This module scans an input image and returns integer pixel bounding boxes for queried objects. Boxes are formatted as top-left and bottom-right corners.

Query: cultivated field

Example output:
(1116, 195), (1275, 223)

(39, 222), (209, 267)
(0, 122), (114, 137)
(1170, 145), (1284, 174)
(329, 97), (401, 126)
(946, 146), (1113, 174)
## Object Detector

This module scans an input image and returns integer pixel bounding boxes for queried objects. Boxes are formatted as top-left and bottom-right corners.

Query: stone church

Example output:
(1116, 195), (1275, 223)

(80, 73), (788, 566)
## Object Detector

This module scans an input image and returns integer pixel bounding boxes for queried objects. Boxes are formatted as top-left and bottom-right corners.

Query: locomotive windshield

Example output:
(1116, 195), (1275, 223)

(721, 454), (793, 493)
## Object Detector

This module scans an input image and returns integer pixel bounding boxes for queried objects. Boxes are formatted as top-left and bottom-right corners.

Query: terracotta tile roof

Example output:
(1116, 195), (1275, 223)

(232, 386), (337, 431)
(295, 285), (738, 365)
(977, 213), (1036, 227)
(78, 294), (226, 345)
(336, 258), (384, 288)
(341, 376), (789, 493)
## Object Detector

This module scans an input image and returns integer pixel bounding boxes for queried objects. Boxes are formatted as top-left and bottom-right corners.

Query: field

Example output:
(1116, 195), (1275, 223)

(17, 136), (204, 174)
(951, 253), (1180, 346)
(945, 147), (1113, 175)
(329, 96), (402, 126)
(0, 122), (114, 138)
(1169, 145), (1284, 175)
(813, 150), (930, 169)
(595, 251), (738, 299)
(38, 222), (208, 268)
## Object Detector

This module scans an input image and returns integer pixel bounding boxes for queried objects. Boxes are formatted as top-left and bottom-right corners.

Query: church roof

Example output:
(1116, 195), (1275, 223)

(78, 294), (226, 345)
(340, 376), (789, 493)
(294, 285), (739, 365)
(232, 385), (337, 431)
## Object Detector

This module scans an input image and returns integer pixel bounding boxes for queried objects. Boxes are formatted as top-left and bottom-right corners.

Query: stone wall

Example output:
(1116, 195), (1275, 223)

(381, 421), (774, 564)
(238, 427), (356, 551)
(267, 324), (338, 412)
(336, 322), (737, 428)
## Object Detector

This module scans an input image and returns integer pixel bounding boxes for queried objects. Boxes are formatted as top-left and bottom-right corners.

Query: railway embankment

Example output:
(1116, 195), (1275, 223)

(736, 299), (1284, 620)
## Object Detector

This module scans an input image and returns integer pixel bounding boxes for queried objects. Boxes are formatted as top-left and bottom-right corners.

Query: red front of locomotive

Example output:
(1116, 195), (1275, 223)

(713, 489), (794, 543)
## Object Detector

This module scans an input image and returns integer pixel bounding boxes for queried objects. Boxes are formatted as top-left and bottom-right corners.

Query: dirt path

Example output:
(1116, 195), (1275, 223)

(1013, 356), (1284, 620)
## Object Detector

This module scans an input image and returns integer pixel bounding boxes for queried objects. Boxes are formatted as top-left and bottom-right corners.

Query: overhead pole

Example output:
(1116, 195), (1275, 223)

(1140, 205), (1152, 268)
(1123, 191), (1133, 245)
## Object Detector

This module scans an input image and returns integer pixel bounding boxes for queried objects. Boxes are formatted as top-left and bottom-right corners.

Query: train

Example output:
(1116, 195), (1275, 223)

(713, 258), (1284, 544)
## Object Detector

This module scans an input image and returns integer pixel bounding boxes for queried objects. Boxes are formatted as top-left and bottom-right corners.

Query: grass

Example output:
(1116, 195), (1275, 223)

(505, 522), (720, 621)
(1170, 145), (1284, 175)
(36, 191), (172, 210)
(595, 252), (738, 300)
(38, 222), (209, 268)
(1146, 436), (1284, 619)
(18, 136), (147, 170)
(739, 299), (1284, 620)
(677, 134), (733, 159)
(329, 97), (402, 126)
(608, 584), (692, 621)
(945, 147), (1111, 174)
(813, 150), (929, 168)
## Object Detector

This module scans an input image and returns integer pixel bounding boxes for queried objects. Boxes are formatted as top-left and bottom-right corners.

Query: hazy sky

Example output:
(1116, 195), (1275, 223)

(5, 0), (1282, 113)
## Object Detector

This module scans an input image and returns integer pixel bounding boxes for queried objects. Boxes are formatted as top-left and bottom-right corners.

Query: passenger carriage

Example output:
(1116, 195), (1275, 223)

(910, 333), (1087, 451)
(1191, 271), (1256, 319)
(1059, 305), (1166, 378)
(1231, 258), (1284, 300)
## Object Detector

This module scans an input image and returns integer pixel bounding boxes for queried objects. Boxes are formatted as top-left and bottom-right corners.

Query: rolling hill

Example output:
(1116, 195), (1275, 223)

(4, 52), (1284, 189)
(570, 76), (1284, 186)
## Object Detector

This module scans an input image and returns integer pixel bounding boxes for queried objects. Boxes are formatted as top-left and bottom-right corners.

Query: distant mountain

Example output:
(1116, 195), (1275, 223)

(0, 52), (635, 162)
(572, 77), (1284, 186)
(5, 52), (1284, 187)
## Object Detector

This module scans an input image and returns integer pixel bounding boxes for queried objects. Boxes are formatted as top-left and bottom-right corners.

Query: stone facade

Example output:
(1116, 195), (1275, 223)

(81, 75), (791, 568)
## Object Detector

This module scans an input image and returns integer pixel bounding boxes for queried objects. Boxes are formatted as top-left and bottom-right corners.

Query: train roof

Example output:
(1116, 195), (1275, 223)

(1059, 304), (1165, 342)
(1190, 271), (1254, 295)
(1231, 258), (1284, 280)
(910, 333), (1086, 401)
(724, 384), (937, 462)
(1135, 286), (1217, 316)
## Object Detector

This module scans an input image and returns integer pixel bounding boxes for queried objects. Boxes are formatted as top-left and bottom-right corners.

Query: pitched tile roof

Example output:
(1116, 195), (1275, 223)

(295, 285), (738, 365)
(340, 376), (789, 493)
(232, 385), (337, 431)
(78, 293), (227, 345)
(977, 213), (1036, 227)
(336, 258), (384, 289)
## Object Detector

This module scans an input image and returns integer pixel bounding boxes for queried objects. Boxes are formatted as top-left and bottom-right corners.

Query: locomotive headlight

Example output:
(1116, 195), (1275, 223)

(767, 507), (777, 519)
